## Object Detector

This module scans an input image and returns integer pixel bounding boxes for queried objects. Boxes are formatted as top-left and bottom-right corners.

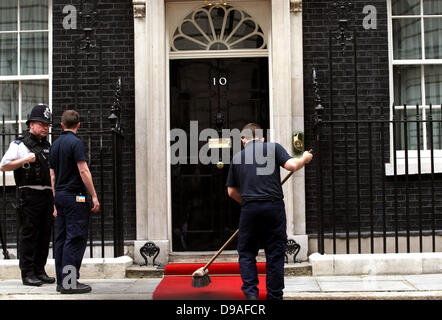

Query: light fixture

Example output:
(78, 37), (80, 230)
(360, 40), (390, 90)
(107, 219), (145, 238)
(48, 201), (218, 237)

(204, 0), (228, 7)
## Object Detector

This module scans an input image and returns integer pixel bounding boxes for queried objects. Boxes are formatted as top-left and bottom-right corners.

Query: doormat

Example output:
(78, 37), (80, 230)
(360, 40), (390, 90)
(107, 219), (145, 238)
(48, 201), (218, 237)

(153, 262), (267, 300)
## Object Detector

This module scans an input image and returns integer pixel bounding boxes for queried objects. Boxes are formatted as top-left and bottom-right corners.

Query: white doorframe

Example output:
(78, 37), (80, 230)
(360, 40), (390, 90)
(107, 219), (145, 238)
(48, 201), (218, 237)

(132, 0), (308, 264)
(165, 0), (272, 253)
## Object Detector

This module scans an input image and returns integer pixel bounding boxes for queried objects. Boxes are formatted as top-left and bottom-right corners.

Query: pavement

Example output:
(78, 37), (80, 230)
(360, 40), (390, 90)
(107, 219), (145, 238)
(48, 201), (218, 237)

(0, 273), (442, 300)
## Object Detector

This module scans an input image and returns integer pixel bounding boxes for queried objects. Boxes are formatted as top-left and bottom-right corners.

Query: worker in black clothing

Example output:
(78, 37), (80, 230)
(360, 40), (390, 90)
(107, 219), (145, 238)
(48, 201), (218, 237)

(0, 104), (55, 286)
(226, 123), (313, 300)
(49, 109), (100, 294)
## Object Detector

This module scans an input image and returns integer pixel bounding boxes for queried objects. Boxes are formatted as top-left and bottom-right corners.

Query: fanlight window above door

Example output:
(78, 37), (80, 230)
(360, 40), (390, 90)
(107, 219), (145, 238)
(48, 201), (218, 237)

(171, 5), (266, 51)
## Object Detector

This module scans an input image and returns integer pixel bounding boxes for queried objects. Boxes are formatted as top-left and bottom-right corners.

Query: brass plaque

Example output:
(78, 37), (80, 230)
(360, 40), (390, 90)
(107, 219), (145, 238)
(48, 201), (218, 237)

(208, 138), (232, 149)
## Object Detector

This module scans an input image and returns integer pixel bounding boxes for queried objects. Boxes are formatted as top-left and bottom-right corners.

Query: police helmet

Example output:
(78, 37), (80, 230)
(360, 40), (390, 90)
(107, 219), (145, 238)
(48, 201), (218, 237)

(26, 104), (52, 126)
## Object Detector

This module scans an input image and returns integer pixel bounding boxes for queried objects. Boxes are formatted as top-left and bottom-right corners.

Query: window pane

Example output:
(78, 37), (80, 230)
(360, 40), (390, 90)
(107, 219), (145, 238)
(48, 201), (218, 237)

(426, 108), (442, 149)
(394, 65), (422, 105)
(173, 37), (206, 51)
(424, 18), (442, 59)
(0, 1), (17, 31)
(181, 21), (207, 45)
(20, 0), (48, 30)
(20, 32), (48, 75)
(193, 10), (211, 39)
(393, 19), (422, 59)
(224, 10), (243, 39)
(21, 80), (48, 121)
(0, 124), (20, 149)
(424, 0), (442, 15)
(0, 34), (18, 76)
(211, 7), (226, 37)
(229, 19), (256, 43)
(231, 34), (264, 49)
(0, 82), (18, 121)
(392, 0), (420, 15)
(425, 65), (442, 105)
(394, 108), (423, 150)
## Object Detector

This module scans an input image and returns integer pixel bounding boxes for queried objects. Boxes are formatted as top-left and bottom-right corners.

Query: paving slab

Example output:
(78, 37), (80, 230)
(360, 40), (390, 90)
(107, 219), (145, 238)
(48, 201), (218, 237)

(283, 291), (442, 300)
(283, 277), (321, 292)
(0, 279), (160, 300)
(1, 293), (156, 300)
(27, 285), (60, 295)
(314, 275), (406, 281)
(124, 278), (162, 294)
(404, 274), (442, 291)
(79, 279), (137, 294)
(316, 279), (416, 292)
(0, 274), (442, 300)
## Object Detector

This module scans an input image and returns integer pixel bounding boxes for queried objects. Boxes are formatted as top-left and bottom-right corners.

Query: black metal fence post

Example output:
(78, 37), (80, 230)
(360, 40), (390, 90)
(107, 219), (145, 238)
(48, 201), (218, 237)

(312, 68), (324, 254)
(429, 104), (436, 252)
(109, 77), (124, 257)
(392, 103), (399, 253)
(14, 115), (20, 259)
(0, 207), (8, 259)
(0, 115), (9, 259)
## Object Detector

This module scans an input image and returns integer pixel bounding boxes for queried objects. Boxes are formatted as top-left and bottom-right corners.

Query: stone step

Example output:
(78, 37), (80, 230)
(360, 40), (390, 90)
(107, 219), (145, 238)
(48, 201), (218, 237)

(285, 262), (312, 276)
(126, 265), (165, 278)
(169, 250), (253, 263)
(125, 262), (312, 278)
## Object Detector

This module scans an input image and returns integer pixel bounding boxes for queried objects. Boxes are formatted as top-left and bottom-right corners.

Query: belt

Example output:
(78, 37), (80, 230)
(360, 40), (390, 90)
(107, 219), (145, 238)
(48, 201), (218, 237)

(242, 198), (282, 205)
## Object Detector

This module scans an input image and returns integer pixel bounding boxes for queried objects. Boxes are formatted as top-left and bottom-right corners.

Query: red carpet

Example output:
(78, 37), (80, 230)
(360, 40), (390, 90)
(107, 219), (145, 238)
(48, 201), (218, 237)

(153, 262), (267, 300)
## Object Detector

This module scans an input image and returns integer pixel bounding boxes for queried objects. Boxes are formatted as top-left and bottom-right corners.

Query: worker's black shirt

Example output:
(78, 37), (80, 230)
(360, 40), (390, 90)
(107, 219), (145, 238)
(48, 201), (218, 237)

(49, 131), (87, 194)
(226, 140), (292, 205)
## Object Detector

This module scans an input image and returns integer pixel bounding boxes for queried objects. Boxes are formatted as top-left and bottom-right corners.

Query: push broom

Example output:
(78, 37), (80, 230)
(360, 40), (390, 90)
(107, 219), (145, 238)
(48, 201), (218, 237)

(191, 150), (312, 288)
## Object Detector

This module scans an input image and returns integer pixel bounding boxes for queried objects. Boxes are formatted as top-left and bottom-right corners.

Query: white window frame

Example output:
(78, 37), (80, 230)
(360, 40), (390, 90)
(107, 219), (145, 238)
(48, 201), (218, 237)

(0, 0), (52, 185)
(386, 0), (442, 175)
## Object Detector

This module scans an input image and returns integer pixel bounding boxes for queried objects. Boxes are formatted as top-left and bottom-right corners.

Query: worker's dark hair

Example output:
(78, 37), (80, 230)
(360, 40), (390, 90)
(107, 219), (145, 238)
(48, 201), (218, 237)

(241, 123), (263, 140)
(61, 110), (80, 129)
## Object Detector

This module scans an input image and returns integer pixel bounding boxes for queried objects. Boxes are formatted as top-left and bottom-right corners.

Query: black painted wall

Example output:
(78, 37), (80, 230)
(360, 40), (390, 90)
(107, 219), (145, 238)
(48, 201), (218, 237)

(302, 0), (442, 240)
(2, 0), (440, 251)
(52, 0), (136, 242)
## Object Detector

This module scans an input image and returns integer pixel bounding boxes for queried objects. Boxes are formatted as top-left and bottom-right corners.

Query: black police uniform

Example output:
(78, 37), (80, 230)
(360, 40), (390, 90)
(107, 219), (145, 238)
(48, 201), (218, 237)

(13, 104), (54, 284)
(49, 130), (89, 288)
(226, 140), (292, 300)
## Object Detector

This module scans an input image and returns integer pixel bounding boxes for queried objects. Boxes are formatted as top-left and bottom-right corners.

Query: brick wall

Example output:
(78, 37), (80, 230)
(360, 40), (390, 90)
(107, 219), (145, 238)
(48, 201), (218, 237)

(302, 0), (442, 239)
(52, 0), (136, 242)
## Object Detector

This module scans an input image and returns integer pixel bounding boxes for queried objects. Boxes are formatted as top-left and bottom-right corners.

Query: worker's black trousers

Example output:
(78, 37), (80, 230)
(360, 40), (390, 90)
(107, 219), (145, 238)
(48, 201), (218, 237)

(54, 190), (90, 287)
(237, 199), (287, 300)
(19, 189), (53, 278)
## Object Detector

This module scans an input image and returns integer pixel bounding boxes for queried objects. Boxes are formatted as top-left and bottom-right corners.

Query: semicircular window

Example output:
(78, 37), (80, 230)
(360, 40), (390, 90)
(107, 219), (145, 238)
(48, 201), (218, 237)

(171, 5), (266, 51)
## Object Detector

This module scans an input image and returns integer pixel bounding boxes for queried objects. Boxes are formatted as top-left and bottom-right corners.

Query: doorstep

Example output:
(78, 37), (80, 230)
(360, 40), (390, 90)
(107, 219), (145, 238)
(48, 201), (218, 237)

(125, 262), (312, 278)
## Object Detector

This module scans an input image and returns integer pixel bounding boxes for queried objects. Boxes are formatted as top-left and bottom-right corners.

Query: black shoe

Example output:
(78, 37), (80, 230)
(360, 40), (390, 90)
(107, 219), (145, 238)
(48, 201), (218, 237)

(36, 273), (55, 284)
(22, 276), (43, 287)
(56, 285), (61, 292)
(59, 282), (92, 294)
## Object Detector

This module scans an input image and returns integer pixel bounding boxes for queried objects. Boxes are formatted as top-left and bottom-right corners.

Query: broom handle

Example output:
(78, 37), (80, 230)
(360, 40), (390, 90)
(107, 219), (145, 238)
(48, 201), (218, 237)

(281, 170), (294, 185)
(203, 229), (239, 270)
(202, 154), (310, 271)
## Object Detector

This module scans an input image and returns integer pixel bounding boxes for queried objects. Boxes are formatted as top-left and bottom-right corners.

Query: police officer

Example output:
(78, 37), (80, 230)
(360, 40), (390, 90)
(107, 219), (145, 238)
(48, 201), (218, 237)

(49, 109), (100, 294)
(226, 123), (313, 300)
(0, 104), (55, 286)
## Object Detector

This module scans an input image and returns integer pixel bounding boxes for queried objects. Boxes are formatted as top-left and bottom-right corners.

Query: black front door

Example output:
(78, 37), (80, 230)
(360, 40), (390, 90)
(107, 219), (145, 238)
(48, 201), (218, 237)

(170, 57), (269, 251)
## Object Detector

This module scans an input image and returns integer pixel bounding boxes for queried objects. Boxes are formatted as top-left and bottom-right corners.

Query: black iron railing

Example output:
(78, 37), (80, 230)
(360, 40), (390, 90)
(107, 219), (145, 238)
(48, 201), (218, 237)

(310, 0), (441, 255)
(312, 69), (441, 254)
(0, 79), (124, 260)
